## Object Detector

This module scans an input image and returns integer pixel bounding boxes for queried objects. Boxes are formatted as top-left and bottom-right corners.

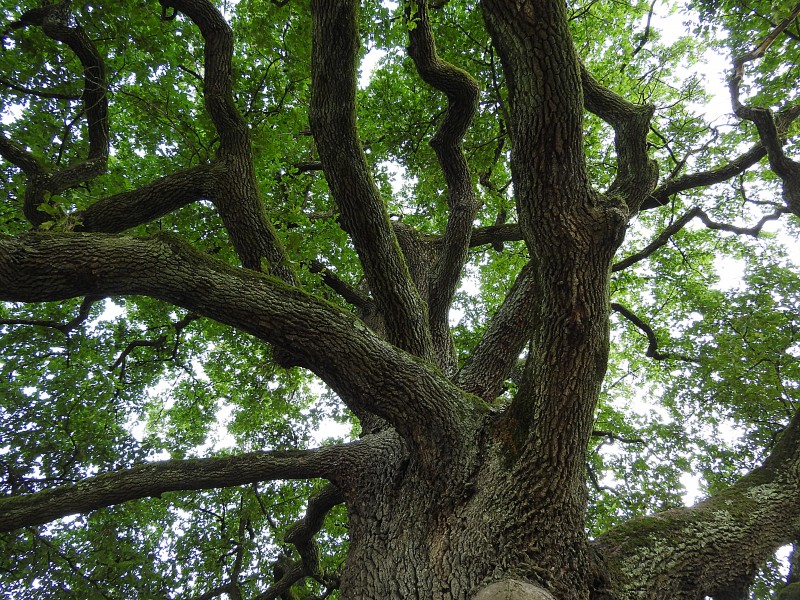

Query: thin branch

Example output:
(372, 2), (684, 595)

(613, 206), (788, 272)
(0, 296), (96, 334)
(0, 75), (81, 101)
(110, 312), (198, 371)
(642, 143), (769, 210)
(611, 302), (697, 362)
(591, 430), (645, 445)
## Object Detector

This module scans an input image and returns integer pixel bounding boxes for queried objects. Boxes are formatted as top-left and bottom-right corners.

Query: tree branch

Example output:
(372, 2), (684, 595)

(641, 143), (768, 211)
(611, 302), (697, 362)
(596, 403), (800, 598)
(0, 2), (109, 228)
(0, 295), (96, 334)
(455, 260), (538, 402)
(156, 0), (295, 281)
(0, 233), (480, 474)
(580, 63), (659, 213)
(0, 444), (345, 532)
(308, 0), (433, 360)
(612, 206), (788, 272)
(468, 223), (524, 248)
(407, 0), (481, 374)
(729, 2), (800, 217)
(308, 260), (371, 311)
(284, 484), (343, 581)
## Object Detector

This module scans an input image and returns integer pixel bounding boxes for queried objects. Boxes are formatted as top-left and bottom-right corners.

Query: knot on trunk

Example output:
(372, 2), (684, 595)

(472, 579), (556, 600)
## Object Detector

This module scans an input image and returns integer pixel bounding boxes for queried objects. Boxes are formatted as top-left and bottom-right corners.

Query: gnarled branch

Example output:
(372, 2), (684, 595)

(309, 0), (433, 360)
(407, 0), (481, 374)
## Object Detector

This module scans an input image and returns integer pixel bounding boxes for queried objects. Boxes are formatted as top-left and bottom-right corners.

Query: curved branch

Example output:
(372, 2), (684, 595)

(75, 163), (222, 233)
(612, 206), (788, 272)
(611, 302), (697, 362)
(0, 233), (481, 474)
(0, 444), (345, 532)
(407, 0), (481, 372)
(284, 484), (344, 580)
(729, 3), (800, 217)
(0, 2), (109, 227)
(309, 0), (433, 359)
(642, 144), (768, 211)
(0, 295), (96, 334)
(597, 404), (800, 598)
(581, 63), (658, 212)
(156, 0), (294, 280)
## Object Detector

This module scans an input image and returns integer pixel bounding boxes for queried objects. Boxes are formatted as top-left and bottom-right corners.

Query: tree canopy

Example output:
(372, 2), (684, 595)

(1, 0), (800, 598)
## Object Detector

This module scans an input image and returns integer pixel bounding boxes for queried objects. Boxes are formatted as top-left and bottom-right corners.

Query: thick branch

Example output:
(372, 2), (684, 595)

(74, 164), (222, 233)
(156, 0), (294, 281)
(597, 405), (800, 599)
(407, 0), (481, 372)
(0, 445), (344, 532)
(468, 223), (524, 248)
(0, 233), (480, 473)
(581, 63), (658, 212)
(309, 0), (433, 359)
(455, 260), (538, 402)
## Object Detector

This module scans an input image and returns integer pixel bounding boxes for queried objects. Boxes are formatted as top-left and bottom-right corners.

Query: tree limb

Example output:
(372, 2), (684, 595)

(74, 163), (222, 233)
(0, 2), (108, 228)
(0, 295), (96, 334)
(468, 223), (524, 248)
(0, 444), (345, 532)
(641, 143), (768, 211)
(596, 403), (800, 598)
(455, 260), (538, 402)
(611, 302), (697, 362)
(729, 2), (800, 217)
(407, 0), (481, 374)
(308, 0), (433, 360)
(612, 206), (788, 272)
(0, 233), (481, 474)
(580, 63), (659, 213)
(156, 0), (295, 281)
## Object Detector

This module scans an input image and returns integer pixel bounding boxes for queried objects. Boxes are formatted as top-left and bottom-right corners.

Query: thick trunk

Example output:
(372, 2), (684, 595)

(335, 421), (601, 600)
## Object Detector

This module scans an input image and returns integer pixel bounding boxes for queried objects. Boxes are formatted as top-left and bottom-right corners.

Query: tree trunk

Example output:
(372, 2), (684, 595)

(333, 417), (604, 600)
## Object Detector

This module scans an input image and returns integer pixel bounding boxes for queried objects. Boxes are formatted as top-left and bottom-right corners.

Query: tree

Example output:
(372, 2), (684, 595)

(1, 0), (800, 597)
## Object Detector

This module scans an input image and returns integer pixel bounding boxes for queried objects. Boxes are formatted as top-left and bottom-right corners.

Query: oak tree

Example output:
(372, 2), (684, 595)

(2, 0), (800, 598)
